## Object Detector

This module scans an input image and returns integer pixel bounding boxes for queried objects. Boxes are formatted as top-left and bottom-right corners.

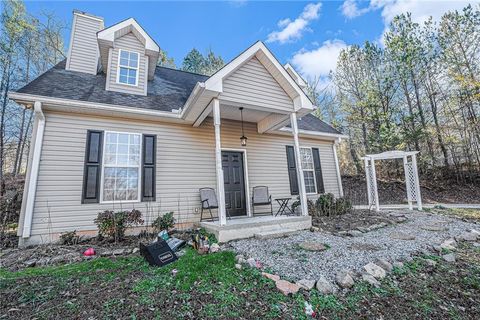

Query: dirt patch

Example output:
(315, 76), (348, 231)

(311, 209), (404, 234)
(343, 174), (480, 205)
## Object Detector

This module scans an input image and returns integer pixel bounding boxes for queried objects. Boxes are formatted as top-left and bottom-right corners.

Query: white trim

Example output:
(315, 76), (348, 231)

(370, 159), (380, 212)
(221, 148), (251, 217)
(22, 102), (45, 238)
(99, 130), (142, 204)
(65, 13), (77, 71)
(143, 55), (149, 96)
(72, 10), (104, 23)
(283, 63), (307, 88)
(278, 127), (348, 140)
(332, 143), (344, 197)
(105, 47), (113, 91)
(116, 49), (140, 87)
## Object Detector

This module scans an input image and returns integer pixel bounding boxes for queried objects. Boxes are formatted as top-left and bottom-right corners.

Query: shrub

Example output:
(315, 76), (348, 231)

(59, 230), (80, 245)
(315, 193), (352, 216)
(94, 209), (144, 241)
(335, 197), (353, 215)
(291, 196), (315, 216)
(152, 212), (175, 232)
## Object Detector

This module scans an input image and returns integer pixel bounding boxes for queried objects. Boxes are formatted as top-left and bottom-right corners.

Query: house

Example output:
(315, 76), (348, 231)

(9, 11), (346, 245)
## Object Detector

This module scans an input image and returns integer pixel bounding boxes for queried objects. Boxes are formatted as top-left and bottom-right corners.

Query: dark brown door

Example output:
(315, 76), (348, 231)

(222, 151), (246, 217)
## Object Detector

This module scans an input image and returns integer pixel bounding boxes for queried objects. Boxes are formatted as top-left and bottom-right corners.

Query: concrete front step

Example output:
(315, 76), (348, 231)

(200, 215), (311, 243)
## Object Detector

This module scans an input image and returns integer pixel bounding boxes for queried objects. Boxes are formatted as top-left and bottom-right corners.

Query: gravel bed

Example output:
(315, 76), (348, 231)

(229, 210), (479, 282)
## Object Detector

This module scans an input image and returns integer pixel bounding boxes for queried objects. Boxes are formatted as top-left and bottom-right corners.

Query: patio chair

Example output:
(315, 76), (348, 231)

(199, 187), (218, 222)
(252, 186), (273, 215)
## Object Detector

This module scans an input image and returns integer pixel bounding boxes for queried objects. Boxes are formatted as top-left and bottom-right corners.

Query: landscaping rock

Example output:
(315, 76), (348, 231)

(209, 243), (220, 253)
(363, 262), (386, 279)
(132, 247), (140, 254)
(356, 227), (369, 233)
(347, 230), (363, 237)
(440, 238), (457, 251)
(424, 259), (437, 267)
(316, 275), (336, 294)
(275, 279), (300, 296)
(469, 229), (480, 236)
(24, 259), (36, 267)
(310, 226), (320, 232)
(100, 250), (113, 257)
(375, 259), (393, 272)
(235, 263), (242, 270)
(335, 270), (355, 289)
(246, 258), (257, 268)
(389, 231), (415, 240)
(393, 261), (404, 269)
(112, 248), (126, 256)
(473, 242), (480, 248)
(235, 254), (245, 262)
(442, 253), (456, 263)
(362, 274), (380, 287)
(262, 272), (280, 282)
(421, 225), (447, 232)
(296, 279), (316, 290)
(457, 231), (478, 242)
(299, 241), (328, 252)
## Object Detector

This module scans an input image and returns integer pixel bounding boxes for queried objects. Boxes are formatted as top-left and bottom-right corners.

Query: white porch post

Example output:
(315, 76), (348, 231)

(411, 154), (423, 211)
(213, 98), (227, 225)
(290, 112), (308, 216)
(370, 158), (380, 212)
(364, 157), (372, 208)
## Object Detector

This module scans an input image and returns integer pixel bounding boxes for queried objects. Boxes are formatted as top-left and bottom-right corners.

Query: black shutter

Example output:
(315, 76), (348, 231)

(142, 134), (156, 201)
(312, 148), (325, 194)
(82, 130), (103, 203)
(285, 146), (299, 195)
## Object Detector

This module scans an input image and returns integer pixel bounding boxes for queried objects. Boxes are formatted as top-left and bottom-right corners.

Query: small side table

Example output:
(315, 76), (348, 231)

(275, 198), (295, 216)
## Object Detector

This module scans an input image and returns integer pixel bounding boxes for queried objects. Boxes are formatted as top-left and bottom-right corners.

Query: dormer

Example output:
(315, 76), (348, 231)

(97, 18), (160, 96)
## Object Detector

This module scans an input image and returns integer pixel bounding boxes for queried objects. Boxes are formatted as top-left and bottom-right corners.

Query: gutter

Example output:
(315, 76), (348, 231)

(180, 82), (206, 119)
(22, 101), (45, 238)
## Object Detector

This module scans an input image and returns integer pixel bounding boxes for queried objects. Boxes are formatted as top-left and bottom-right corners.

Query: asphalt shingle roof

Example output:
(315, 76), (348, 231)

(16, 60), (341, 135)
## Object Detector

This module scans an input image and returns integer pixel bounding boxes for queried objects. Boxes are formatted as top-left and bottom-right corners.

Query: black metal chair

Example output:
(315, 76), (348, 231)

(199, 188), (218, 222)
(252, 186), (273, 215)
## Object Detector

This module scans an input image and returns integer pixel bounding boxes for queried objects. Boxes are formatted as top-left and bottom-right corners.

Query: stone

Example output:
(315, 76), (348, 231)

(235, 254), (245, 262)
(316, 276), (336, 295)
(275, 279), (300, 296)
(299, 242), (328, 252)
(469, 229), (480, 236)
(235, 264), (242, 270)
(442, 253), (456, 263)
(440, 238), (457, 251)
(421, 225), (447, 232)
(262, 272), (280, 282)
(457, 231), (478, 242)
(112, 248), (126, 255)
(356, 227), (369, 233)
(363, 262), (386, 280)
(310, 226), (320, 232)
(395, 217), (408, 223)
(347, 230), (363, 237)
(246, 258), (257, 268)
(335, 270), (355, 289)
(376, 259), (393, 272)
(424, 259), (437, 267)
(473, 242), (480, 248)
(237, 257), (246, 264)
(390, 231), (415, 240)
(101, 250), (113, 257)
(393, 261), (404, 269)
(24, 259), (37, 267)
(209, 243), (220, 253)
(362, 274), (380, 287)
(132, 247), (140, 254)
(296, 279), (316, 291)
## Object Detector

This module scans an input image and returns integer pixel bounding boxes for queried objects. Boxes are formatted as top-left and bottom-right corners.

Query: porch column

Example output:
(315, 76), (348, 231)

(411, 154), (423, 211)
(213, 98), (227, 225)
(370, 158), (380, 212)
(290, 112), (308, 216)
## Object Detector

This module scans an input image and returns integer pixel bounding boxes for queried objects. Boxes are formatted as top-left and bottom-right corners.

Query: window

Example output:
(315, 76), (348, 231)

(102, 132), (141, 202)
(117, 50), (139, 86)
(300, 147), (316, 194)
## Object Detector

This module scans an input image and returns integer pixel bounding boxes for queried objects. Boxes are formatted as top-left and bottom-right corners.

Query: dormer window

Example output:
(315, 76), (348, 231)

(117, 50), (139, 86)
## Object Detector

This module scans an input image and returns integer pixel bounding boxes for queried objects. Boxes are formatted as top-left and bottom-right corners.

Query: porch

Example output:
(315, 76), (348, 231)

(200, 215), (312, 243)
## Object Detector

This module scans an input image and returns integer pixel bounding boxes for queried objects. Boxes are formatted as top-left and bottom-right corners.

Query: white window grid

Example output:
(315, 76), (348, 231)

(300, 147), (317, 194)
(117, 49), (140, 86)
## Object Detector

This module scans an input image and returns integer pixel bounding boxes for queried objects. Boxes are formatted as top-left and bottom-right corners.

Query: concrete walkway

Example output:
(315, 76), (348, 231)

(354, 203), (480, 210)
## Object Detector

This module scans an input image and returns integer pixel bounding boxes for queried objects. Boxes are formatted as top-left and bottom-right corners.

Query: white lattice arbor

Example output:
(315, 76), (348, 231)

(363, 150), (422, 211)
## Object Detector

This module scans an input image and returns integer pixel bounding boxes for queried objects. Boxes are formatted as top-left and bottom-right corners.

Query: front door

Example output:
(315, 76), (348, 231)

(222, 151), (246, 217)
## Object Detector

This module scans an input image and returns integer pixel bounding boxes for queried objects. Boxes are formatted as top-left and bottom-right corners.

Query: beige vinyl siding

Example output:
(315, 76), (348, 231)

(220, 57), (294, 113)
(107, 33), (147, 96)
(29, 111), (340, 238)
(66, 14), (103, 75)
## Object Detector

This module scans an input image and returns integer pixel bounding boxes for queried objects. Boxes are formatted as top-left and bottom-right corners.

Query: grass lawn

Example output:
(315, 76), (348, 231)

(1, 244), (479, 319)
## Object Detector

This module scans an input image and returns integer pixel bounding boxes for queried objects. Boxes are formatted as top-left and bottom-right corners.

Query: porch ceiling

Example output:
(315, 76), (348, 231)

(217, 104), (272, 123)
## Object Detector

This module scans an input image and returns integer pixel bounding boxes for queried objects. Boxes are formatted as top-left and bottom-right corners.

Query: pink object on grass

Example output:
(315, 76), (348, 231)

(83, 247), (95, 256)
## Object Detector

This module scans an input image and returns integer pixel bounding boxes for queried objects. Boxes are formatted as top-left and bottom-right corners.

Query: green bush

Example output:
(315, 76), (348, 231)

(59, 230), (80, 245)
(315, 193), (352, 216)
(291, 196), (315, 215)
(152, 212), (175, 232)
(94, 209), (144, 241)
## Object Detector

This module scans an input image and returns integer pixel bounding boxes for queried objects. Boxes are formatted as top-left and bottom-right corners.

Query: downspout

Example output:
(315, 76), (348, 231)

(22, 101), (45, 238)
(332, 140), (344, 197)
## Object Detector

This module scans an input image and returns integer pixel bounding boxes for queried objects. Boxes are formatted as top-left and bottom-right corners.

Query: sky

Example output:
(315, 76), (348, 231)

(22, 0), (479, 86)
